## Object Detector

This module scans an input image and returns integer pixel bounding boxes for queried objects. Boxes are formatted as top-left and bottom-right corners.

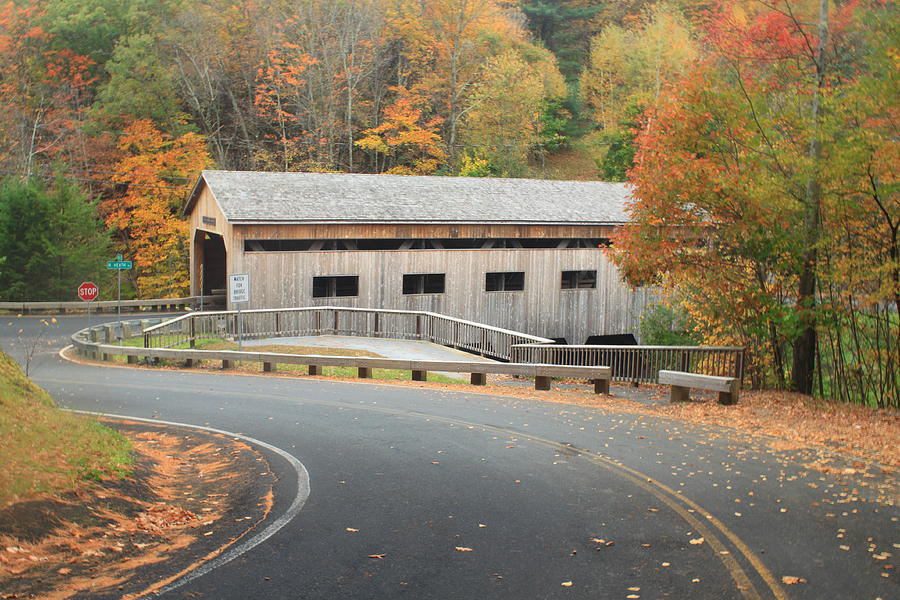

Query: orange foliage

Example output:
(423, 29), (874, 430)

(102, 119), (211, 298)
(355, 87), (446, 174)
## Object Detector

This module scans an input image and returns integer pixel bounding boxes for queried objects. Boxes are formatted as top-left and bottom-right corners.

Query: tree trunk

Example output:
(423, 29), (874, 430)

(791, 0), (828, 394)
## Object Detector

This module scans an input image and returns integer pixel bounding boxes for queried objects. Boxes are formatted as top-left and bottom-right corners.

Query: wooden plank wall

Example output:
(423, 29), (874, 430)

(236, 246), (650, 344)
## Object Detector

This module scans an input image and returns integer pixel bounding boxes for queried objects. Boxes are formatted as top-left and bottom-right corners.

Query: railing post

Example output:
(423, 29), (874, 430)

(189, 317), (196, 348)
(374, 312), (380, 337)
(735, 349), (744, 382)
(416, 315), (422, 339)
(333, 310), (338, 335)
(315, 310), (321, 334)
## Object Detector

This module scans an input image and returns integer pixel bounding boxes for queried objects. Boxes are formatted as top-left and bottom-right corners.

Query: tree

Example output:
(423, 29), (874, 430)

(610, 0), (896, 403)
(93, 33), (186, 132)
(0, 176), (110, 301)
(519, 0), (601, 79)
(355, 87), (447, 174)
(581, 2), (697, 181)
(101, 119), (210, 298)
(460, 48), (565, 176)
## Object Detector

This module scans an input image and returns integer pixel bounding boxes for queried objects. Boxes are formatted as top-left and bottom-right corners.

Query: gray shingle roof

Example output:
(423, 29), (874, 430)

(187, 170), (631, 224)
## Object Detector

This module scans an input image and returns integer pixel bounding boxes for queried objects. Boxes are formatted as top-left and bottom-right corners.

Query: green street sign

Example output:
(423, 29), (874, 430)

(107, 260), (132, 269)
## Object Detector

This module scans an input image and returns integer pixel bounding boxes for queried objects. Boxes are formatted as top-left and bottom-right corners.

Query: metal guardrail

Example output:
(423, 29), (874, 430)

(70, 320), (611, 394)
(510, 344), (745, 384)
(142, 306), (554, 362)
(0, 295), (225, 314)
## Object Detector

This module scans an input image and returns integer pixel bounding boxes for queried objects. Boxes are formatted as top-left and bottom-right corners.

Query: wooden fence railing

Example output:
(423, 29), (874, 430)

(141, 306), (554, 362)
(70, 320), (611, 394)
(510, 344), (745, 384)
(0, 295), (225, 314)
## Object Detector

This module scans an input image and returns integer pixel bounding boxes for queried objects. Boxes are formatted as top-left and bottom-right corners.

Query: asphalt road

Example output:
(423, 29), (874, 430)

(2, 314), (897, 600)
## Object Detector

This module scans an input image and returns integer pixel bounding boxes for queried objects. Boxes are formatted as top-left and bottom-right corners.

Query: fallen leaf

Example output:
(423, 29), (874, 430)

(628, 587), (640, 591)
(781, 576), (806, 585)
(690, 538), (705, 545)
(561, 581), (573, 587)
(368, 554), (385, 559)
(455, 546), (474, 552)
(58, 568), (71, 575)
(345, 528), (359, 532)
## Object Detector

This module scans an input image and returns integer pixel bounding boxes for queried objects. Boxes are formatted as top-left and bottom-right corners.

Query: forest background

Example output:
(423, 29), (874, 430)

(0, 0), (895, 407)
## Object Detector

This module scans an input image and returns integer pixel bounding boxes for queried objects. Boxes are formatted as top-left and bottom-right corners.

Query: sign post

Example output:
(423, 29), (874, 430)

(107, 254), (133, 336)
(78, 281), (99, 323)
(229, 274), (250, 351)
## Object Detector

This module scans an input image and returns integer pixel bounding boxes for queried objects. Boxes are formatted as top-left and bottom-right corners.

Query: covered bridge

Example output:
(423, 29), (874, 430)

(183, 170), (650, 344)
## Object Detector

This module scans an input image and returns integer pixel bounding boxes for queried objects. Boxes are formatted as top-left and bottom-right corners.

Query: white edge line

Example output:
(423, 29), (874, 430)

(67, 409), (310, 597)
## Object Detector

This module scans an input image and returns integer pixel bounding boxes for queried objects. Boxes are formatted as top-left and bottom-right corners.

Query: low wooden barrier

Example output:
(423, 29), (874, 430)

(0, 295), (225, 314)
(658, 370), (740, 405)
(71, 322), (611, 394)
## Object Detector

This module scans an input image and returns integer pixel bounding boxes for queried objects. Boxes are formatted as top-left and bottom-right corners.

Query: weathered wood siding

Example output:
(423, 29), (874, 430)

(235, 246), (649, 344)
(188, 184), (232, 296)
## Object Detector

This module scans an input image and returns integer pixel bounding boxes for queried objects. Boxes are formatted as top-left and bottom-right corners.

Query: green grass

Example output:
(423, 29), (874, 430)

(0, 351), (132, 506)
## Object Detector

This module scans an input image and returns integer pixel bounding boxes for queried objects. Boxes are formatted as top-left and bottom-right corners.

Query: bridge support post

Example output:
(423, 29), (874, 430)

(594, 378), (610, 394)
(263, 362), (275, 372)
(470, 373), (486, 386)
(412, 370), (427, 381)
(357, 367), (372, 379)
(127, 355), (138, 364)
(535, 376), (551, 391)
(308, 365), (321, 376)
(222, 359), (232, 369)
(184, 358), (194, 368)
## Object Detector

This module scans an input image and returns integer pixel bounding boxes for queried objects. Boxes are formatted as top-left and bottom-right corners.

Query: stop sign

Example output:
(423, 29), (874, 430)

(78, 282), (99, 302)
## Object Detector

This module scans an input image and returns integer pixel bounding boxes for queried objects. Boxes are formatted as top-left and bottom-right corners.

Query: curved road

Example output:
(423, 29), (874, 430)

(3, 315), (897, 600)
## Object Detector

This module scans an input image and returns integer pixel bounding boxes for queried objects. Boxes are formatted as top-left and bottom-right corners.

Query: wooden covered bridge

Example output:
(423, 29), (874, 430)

(184, 171), (652, 345)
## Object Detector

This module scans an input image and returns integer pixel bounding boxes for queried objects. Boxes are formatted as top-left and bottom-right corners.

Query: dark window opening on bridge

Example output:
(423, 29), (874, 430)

(403, 273), (445, 295)
(561, 270), (597, 289)
(245, 238), (610, 252)
(486, 271), (524, 292)
(313, 275), (359, 298)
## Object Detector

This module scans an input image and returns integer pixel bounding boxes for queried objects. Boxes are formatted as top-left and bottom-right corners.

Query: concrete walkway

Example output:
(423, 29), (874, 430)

(243, 335), (496, 380)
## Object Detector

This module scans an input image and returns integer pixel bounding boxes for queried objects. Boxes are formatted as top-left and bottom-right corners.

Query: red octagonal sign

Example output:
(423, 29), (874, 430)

(78, 281), (99, 302)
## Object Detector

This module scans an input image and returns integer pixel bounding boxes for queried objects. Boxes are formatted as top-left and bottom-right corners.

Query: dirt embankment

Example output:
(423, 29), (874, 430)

(0, 420), (276, 600)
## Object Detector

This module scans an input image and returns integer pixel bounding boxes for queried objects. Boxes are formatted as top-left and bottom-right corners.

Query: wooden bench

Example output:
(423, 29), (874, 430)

(658, 370), (740, 405)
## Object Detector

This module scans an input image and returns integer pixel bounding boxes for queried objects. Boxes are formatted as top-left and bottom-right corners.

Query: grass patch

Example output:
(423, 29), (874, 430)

(0, 351), (132, 506)
(105, 337), (463, 384)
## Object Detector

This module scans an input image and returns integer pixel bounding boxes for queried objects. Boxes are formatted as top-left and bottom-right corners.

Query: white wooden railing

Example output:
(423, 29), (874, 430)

(142, 306), (553, 362)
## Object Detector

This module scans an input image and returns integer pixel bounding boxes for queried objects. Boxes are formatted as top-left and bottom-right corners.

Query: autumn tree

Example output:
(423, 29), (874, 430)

(610, 0), (897, 405)
(355, 87), (447, 174)
(460, 47), (565, 176)
(582, 2), (697, 179)
(101, 120), (210, 297)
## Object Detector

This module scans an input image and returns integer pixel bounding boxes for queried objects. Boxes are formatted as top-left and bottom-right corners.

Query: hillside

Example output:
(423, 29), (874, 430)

(0, 351), (131, 506)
